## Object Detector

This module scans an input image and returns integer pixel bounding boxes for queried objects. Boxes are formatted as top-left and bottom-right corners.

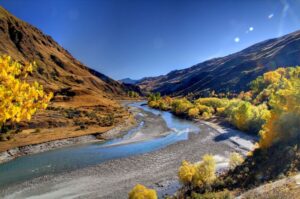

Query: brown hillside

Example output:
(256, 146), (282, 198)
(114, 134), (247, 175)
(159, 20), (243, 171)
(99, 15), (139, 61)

(0, 6), (135, 151)
(137, 29), (300, 96)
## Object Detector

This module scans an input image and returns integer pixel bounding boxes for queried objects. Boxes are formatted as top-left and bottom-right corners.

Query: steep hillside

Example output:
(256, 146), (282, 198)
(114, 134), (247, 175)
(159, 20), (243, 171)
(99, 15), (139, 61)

(138, 30), (300, 96)
(0, 6), (135, 151)
(0, 6), (134, 106)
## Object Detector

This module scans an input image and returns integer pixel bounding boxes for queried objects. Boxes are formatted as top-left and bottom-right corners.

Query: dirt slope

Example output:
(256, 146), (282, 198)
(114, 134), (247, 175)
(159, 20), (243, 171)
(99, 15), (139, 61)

(0, 6), (134, 150)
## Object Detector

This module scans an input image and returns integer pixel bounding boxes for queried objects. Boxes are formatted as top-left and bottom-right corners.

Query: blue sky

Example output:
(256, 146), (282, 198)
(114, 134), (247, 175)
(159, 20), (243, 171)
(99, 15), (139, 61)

(1, 0), (300, 79)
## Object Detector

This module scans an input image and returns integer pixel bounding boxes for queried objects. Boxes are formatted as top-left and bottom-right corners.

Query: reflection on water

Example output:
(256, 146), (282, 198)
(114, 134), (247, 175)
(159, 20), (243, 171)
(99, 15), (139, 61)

(0, 102), (200, 188)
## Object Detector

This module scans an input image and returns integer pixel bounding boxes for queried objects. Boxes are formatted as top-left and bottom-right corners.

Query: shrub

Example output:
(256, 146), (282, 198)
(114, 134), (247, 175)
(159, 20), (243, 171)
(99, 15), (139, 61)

(188, 107), (200, 118)
(158, 100), (169, 110)
(148, 100), (157, 108)
(148, 92), (161, 101)
(128, 184), (157, 199)
(192, 154), (216, 188)
(178, 160), (196, 185)
(259, 68), (300, 148)
(224, 100), (270, 134)
(201, 111), (212, 120)
(195, 98), (228, 111)
(128, 91), (139, 98)
(229, 152), (244, 170)
(171, 98), (193, 115)
(196, 104), (214, 115)
(0, 55), (53, 131)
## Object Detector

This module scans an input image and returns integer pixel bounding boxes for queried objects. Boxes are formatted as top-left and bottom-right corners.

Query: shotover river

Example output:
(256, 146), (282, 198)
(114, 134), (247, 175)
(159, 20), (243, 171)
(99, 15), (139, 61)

(0, 102), (255, 199)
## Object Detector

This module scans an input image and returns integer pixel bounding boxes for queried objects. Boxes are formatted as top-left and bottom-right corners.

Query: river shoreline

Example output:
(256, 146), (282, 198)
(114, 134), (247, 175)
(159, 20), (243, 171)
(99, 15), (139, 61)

(0, 105), (137, 165)
(0, 103), (257, 199)
(0, 102), (257, 165)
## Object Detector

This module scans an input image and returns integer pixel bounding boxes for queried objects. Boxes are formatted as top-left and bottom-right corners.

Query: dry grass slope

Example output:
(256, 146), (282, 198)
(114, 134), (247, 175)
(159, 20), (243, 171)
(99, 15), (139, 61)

(0, 6), (134, 151)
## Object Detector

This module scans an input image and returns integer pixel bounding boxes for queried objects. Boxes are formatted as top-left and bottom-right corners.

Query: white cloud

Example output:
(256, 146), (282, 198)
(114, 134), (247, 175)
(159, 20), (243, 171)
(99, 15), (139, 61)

(249, 27), (254, 31)
(234, 37), (240, 43)
(268, 13), (274, 19)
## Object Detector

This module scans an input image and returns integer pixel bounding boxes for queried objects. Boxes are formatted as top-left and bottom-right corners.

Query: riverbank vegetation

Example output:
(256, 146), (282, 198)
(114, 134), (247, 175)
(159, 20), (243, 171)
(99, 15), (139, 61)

(0, 56), (53, 136)
(147, 67), (300, 141)
(129, 66), (300, 198)
(127, 91), (140, 98)
(129, 184), (157, 199)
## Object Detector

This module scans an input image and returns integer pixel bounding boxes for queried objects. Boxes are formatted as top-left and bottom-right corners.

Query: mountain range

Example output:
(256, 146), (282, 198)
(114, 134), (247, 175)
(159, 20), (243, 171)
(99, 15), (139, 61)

(136, 30), (300, 96)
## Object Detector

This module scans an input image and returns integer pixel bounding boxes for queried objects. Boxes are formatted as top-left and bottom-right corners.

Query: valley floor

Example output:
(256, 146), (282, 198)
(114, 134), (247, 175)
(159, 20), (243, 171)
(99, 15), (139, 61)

(0, 103), (257, 199)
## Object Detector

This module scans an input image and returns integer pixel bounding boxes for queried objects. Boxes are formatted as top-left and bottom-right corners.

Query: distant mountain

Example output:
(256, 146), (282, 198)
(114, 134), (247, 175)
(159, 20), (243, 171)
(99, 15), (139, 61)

(119, 78), (140, 85)
(138, 30), (300, 96)
(0, 6), (133, 107)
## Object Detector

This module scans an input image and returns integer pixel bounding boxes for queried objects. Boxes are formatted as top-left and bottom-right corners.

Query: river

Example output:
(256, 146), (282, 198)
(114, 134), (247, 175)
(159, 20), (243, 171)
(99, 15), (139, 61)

(0, 102), (255, 199)
(0, 102), (199, 188)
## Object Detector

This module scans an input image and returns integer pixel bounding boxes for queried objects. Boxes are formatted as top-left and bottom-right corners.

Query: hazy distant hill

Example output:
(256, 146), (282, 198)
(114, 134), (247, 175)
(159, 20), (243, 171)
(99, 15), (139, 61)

(138, 30), (300, 96)
(119, 78), (140, 85)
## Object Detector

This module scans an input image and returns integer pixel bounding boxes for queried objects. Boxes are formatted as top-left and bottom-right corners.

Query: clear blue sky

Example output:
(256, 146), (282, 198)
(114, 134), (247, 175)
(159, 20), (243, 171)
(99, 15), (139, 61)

(1, 0), (300, 80)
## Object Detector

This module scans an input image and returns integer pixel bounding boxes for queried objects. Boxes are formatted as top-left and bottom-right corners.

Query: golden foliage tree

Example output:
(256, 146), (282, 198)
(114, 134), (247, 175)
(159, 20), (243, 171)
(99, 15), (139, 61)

(259, 67), (300, 148)
(178, 154), (216, 189)
(188, 107), (199, 118)
(178, 160), (196, 185)
(0, 55), (53, 130)
(128, 184), (157, 199)
(229, 152), (244, 170)
(192, 154), (216, 188)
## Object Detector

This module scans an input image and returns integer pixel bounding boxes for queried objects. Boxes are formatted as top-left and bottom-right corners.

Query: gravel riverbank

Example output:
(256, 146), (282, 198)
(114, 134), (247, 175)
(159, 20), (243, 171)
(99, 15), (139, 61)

(0, 108), (137, 164)
(0, 105), (257, 199)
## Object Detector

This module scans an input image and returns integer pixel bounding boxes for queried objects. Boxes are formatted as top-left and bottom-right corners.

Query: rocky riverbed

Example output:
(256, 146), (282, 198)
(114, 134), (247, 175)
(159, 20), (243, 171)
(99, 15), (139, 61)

(0, 103), (257, 199)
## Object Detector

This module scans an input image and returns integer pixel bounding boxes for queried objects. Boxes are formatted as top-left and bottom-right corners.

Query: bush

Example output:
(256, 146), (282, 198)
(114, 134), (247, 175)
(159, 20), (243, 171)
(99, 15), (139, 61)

(178, 154), (216, 192)
(0, 55), (53, 131)
(224, 100), (270, 134)
(128, 91), (139, 98)
(196, 104), (214, 115)
(192, 154), (216, 188)
(229, 152), (244, 170)
(195, 98), (228, 111)
(188, 107), (200, 118)
(128, 184), (157, 199)
(178, 160), (196, 185)
(259, 67), (300, 148)
(171, 98), (193, 115)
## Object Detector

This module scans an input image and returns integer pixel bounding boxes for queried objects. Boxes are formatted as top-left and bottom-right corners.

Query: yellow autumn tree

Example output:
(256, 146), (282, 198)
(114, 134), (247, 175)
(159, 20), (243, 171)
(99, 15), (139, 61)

(192, 154), (216, 188)
(0, 55), (53, 130)
(178, 160), (196, 185)
(188, 107), (199, 118)
(128, 184), (157, 199)
(259, 69), (300, 148)
(229, 152), (244, 170)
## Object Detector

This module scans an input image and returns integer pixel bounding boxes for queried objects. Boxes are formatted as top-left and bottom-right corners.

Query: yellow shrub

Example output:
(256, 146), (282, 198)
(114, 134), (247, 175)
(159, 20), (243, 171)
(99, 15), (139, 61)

(229, 152), (244, 170)
(188, 107), (199, 118)
(178, 160), (196, 185)
(202, 111), (212, 120)
(128, 184), (157, 199)
(171, 98), (193, 115)
(258, 67), (300, 148)
(216, 107), (226, 115)
(148, 100), (158, 108)
(196, 104), (214, 115)
(0, 55), (53, 128)
(195, 98), (228, 110)
(192, 154), (216, 188)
